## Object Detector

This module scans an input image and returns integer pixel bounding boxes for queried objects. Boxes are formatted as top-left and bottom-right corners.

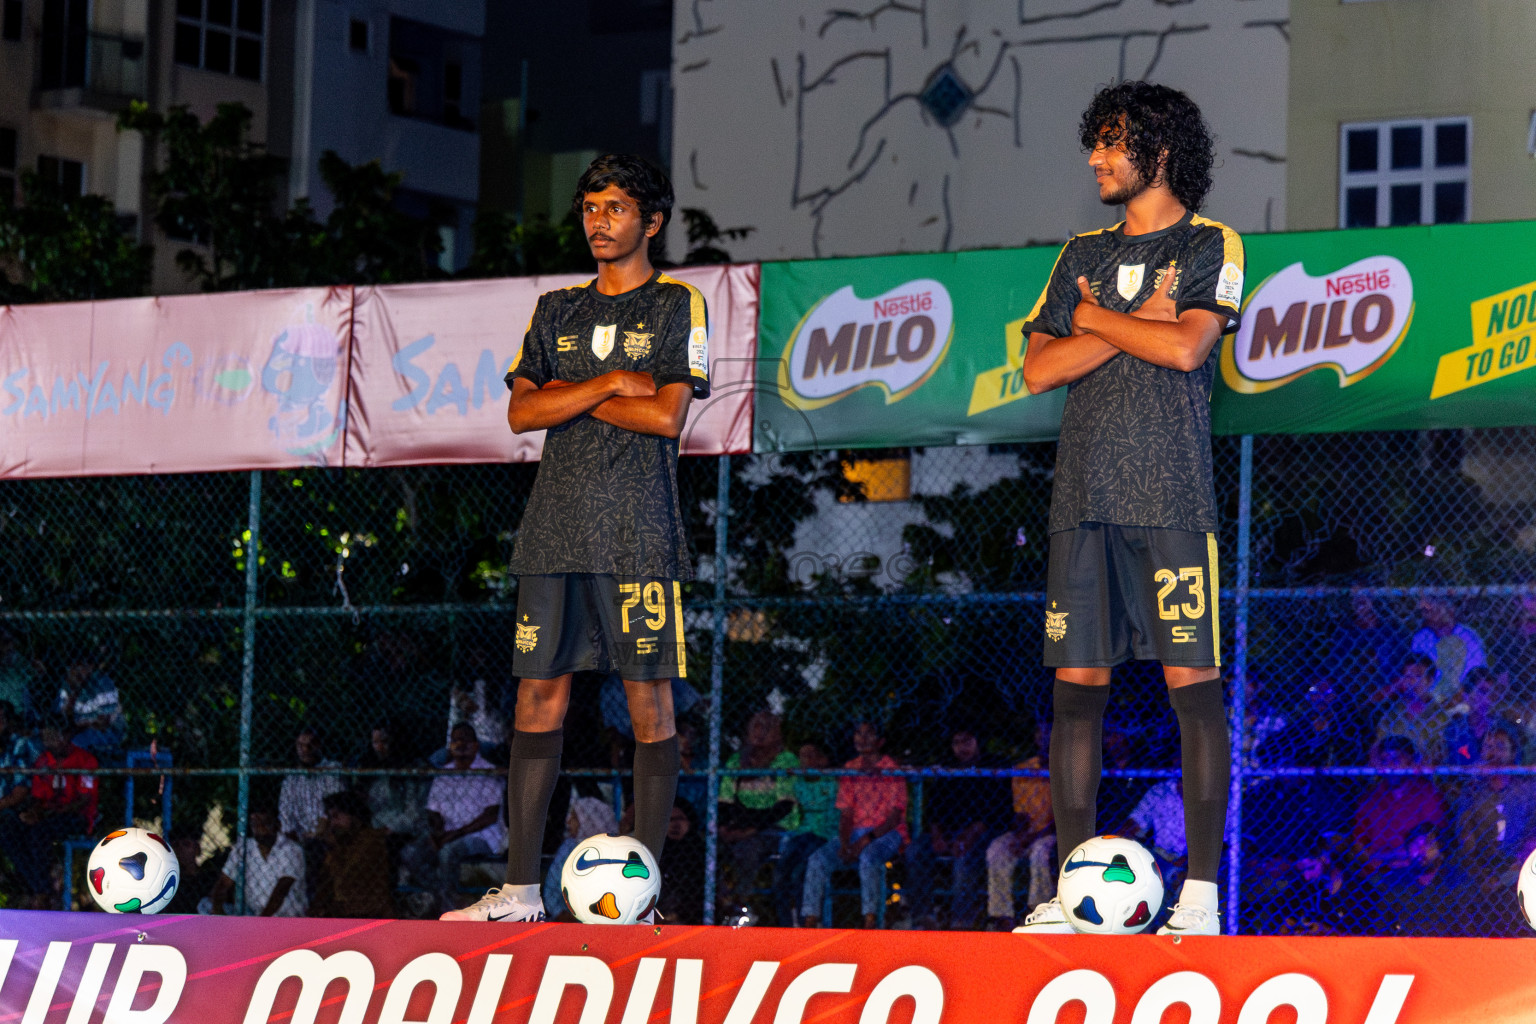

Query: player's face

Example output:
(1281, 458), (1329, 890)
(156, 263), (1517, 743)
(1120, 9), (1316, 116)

(581, 185), (661, 263)
(1088, 126), (1146, 206)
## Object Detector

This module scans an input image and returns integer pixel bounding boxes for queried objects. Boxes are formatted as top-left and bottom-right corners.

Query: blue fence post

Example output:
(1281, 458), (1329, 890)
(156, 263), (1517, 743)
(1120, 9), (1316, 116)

(703, 454), (730, 925)
(1226, 435), (1254, 933)
(235, 470), (262, 915)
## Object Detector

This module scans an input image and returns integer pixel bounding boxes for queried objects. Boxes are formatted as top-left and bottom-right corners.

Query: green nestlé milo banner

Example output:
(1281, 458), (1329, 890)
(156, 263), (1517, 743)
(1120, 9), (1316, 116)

(755, 220), (1536, 451)
(755, 250), (1067, 451)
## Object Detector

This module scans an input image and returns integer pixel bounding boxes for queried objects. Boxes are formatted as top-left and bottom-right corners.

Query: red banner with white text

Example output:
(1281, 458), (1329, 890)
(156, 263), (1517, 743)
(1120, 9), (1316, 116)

(1, 912), (1533, 1024)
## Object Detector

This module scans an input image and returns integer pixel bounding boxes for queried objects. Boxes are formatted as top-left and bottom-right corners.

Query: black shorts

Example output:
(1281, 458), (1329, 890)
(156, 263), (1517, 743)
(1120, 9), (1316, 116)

(1043, 523), (1221, 669)
(513, 574), (687, 681)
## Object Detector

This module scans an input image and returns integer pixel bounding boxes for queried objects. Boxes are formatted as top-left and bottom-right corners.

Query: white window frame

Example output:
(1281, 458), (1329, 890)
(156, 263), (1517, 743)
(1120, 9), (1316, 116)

(175, 0), (267, 82)
(1338, 116), (1471, 229)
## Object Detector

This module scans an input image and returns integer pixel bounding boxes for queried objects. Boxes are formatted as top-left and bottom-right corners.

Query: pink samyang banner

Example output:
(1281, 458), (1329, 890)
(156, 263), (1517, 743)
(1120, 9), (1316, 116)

(343, 264), (759, 467)
(0, 289), (353, 478)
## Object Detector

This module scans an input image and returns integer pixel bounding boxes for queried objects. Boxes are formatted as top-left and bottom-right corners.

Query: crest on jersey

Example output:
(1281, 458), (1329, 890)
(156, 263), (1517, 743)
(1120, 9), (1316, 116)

(592, 325), (616, 360)
(623, 331), (653, 359)
(1045, 608), (1069, 642)
(1117, 264), (1145, 301)
(516, 615), (540, 653)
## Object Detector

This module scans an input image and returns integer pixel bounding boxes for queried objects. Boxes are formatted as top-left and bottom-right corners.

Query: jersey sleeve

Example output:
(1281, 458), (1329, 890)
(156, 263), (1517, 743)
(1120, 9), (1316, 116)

(653, 276), (711, 398)
(1019, 240), (1081, 340)
(504, 294), (556, 391)
(1177, 221), (1246, 330)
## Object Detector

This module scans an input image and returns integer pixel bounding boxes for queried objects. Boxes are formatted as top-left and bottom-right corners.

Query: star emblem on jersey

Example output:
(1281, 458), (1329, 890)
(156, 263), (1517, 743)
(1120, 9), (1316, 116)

(1045, 608), (1069, 642)
(623, 330), (654, 358)
(1117, 263), (1145, 300)
(592, 324), (616, 360)
(515, 614), (540, 653)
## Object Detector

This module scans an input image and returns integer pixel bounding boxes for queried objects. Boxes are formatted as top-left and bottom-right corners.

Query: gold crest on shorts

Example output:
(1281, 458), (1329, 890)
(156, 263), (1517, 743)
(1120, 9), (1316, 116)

(1044, 605), (1069, 642)
(516, 614), (540, 653)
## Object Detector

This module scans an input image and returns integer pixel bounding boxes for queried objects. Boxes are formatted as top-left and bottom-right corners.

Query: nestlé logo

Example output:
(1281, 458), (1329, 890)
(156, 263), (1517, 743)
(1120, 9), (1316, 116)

(1222, 256), (1413, 394)
(779, 279), (954, 409)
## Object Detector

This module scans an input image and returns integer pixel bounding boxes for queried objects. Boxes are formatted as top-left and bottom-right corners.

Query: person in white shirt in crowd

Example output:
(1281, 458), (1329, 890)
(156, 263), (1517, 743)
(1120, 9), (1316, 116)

(404, 723), (506, 914)
(205, 806), (306, 917)
(278, 727), (344, 843)
(1410, 596), (1487, 703)
(543, 789), (621, 917)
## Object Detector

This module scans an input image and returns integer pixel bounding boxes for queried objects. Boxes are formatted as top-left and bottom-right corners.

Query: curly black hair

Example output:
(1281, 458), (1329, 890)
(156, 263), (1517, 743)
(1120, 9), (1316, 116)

(1078, 81), (1215, 212)
(571, 153), (675, 231)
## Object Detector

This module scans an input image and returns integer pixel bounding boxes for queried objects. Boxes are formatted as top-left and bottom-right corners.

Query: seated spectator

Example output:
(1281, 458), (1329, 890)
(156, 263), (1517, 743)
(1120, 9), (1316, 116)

(656, 798), (706, 924)
(801, 720), (907, 929)
(55, 649), (124, 753)
(164, 830), (225, 916)
(1379, 823), (1470, 936)
(0, 700), (40, 816)
(1126, 752), (1190, 896)
(310, 789), (393, 918)
(1352, 736), (1448, 876)
(1330, 591), (1406, 701)
(717, 711), (798, 914)
(1240, 674), (1289, 771)
(600, 674), (703, 742)
(278, 727), (345, 843)
(403, 723), (505, 914)
(208, 806), (306, 917)
(353, 723), (427, 842)
(446, 663), (510, 765)
(1453, 723), (1536, 936)
(0, 630), (38, 723)
(985, 721), (1054, 931)
(904, 724), (1007, 930)
(1277, 835), (1386, 936)
(773, 741), (839, 927)
(1261, 674), (1369, 853)
(0, 720), (97, 908)
(1444, 667), (1517, 766)
(543, 787), (620, 918)
(1411, 596), (1486, 703)
(1276, 674), (1369, 768)
(1374, 655), (1452, 765)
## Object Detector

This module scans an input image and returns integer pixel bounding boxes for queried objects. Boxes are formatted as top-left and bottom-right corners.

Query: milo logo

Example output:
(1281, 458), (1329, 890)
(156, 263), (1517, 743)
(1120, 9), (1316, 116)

(1222, 256), (1413, 394)
(778, 279), (954, 409)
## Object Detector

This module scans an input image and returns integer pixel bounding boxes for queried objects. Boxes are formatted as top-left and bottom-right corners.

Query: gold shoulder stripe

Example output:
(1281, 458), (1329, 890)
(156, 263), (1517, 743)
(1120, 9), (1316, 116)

(1191, 214), (1245, 273)
(1021, 226), (1110, 328)
(656, 273), (709, 334)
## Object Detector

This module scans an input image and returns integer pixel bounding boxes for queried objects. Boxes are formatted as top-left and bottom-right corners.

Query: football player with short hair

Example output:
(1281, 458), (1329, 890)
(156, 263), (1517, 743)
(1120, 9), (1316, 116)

(1014, 82), (1244, 937)
(443, 154), (709, 923)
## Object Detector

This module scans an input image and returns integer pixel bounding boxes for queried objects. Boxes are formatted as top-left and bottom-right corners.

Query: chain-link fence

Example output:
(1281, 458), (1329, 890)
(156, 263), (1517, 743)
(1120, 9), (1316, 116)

(2, 428), (1534, 934)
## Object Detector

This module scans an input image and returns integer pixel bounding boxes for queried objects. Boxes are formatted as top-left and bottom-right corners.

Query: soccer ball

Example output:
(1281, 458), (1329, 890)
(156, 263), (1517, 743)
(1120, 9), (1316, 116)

(1518, 846), (1536, 932)
(1057, 834), (1164, 934)
(560, 833), (661, 924)
(86, 828), (179, 914)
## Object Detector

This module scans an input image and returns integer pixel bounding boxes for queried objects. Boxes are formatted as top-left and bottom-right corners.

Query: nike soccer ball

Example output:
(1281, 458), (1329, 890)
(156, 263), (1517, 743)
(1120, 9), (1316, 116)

(1518, 846), (1536, 932)
(560, 833), (661, 924)
(86, 828), (179, 914)
(1057, 834), (1164, 934)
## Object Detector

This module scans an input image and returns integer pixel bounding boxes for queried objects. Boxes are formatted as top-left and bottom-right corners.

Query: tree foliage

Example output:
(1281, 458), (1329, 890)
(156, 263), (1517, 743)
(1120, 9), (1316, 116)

(0, 173), (151, 304)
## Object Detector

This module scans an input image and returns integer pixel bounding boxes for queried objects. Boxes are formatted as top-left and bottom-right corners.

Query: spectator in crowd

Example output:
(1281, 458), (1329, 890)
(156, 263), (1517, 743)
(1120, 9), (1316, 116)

(56, 649), (124, 753)
(800, 720), (907, 929)
(0, 700), (40, 815)
(278, 727), (345, 844)
(1352, 736), (1448, 876)
(1410, 596), (1486, 703)
(1239, 674), (1289, 772)
(1277, 834), (1385, 936)
(310, 789), (393, 918)
(0, 719), (97, 908)
(656, 799), (707, 924)
(985, 721), (1054, 931)
(164, 831), (224, 916)
(0, 630), (37, 723)
(208, 806), (306, 917)
(1331, 591), (1406, 700)
(1444, 667), (1517, 766)
(1379, 822), (1470, 936)
(773, 741), (839, 927)
(600, 674), (703, 743)
(403, 723), (505, 914)
(1276, 674), (1369, 768)
(904, 725), (1007, 930)
(674, 720), (708, 815)
(1374, 655), (1452, 766)
(353, 723), (427, 846)
(543, 787), (620, 919)
(445, 645), (511, 764)
(1264, 674), (1368, 856)
(1453, 723), (1536, 935)
(717, 711), (798, 915)
(1127, 754), (1188, 890)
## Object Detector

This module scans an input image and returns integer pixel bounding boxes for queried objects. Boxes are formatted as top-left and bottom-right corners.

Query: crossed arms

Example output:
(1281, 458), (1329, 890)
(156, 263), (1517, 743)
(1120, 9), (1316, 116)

(506, 371), (692, 438)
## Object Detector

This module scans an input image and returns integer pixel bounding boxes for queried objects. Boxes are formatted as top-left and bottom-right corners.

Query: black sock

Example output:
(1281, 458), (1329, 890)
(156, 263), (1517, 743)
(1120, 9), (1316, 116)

(1049, 678), (1111, 869)
(1169, 677), (1231, 883)
(632, 735), (680, 867)
(504, 728), (564, 886)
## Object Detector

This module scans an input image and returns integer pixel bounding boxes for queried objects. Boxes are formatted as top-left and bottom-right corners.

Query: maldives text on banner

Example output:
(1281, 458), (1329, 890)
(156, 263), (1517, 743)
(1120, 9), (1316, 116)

(0, 288), (354, 478)
(344, 263), (759, 467)
(2, 911), (1535, 1023)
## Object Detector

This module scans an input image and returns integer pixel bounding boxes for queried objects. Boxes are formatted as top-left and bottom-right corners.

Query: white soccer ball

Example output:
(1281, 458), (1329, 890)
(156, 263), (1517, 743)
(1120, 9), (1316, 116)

(86, 827), (179, 914)
(1057, 834), (1164, 934)
(1518, 845), (1536, 932)
(560, 833), (661, 924)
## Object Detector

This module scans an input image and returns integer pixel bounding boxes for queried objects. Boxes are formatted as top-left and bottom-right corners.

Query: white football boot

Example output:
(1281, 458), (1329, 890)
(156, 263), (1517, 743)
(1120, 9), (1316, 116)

(439, 887), (546, 923)
(1012, 897), (1075, 935)
(1156, 902), (1221, 936)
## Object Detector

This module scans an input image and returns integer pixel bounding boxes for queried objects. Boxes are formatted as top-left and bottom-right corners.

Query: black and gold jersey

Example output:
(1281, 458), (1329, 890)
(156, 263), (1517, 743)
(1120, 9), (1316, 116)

(1021, 210), (1244, 535)
(505, 271), (710, 578)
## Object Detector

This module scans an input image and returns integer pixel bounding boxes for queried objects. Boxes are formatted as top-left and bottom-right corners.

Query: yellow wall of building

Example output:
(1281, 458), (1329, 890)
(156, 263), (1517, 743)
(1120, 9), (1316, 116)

(1289, 0), (1536, 230)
